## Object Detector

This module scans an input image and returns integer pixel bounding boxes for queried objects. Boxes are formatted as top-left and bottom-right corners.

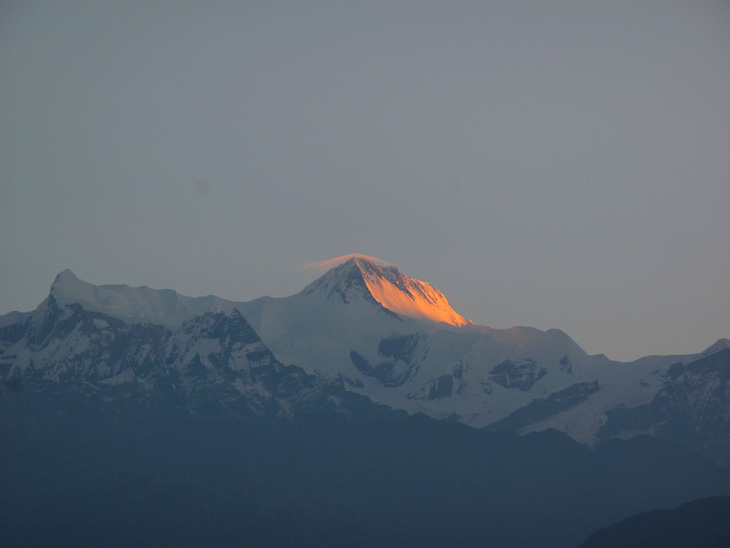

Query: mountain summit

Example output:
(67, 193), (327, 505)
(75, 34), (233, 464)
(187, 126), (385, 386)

(302, 256), (472, 327)
(47, 269), (238, 328)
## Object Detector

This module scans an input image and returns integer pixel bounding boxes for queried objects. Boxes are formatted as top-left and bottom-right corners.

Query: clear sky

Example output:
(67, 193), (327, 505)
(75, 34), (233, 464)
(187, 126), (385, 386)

(2, 1), (729, 361)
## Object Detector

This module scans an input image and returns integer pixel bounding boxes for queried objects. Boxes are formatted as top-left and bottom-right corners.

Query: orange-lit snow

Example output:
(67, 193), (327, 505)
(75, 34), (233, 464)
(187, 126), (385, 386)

(360, 268), (472, 327)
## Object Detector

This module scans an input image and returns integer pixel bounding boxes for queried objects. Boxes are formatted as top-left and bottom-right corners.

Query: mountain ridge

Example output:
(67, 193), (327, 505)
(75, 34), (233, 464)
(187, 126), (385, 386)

(49, 268), (240, 328)
(2, 261), (728, 463)
(30, 264), (726, 362)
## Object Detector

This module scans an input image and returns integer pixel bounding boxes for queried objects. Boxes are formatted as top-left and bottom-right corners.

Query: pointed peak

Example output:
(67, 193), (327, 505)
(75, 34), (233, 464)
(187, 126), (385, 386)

(333, 255), (399, 278)
(301, 258), (374, 304)
(50, 269), (93, 299)
(302, 255), (472, 327)
(699, 338), (730, 358)
(45, 271), (240, 328)
(53, 269), (80, 284)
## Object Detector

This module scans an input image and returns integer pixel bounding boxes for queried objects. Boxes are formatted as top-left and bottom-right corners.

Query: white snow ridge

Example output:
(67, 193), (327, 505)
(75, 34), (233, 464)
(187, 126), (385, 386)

(49, 269), (239, 328)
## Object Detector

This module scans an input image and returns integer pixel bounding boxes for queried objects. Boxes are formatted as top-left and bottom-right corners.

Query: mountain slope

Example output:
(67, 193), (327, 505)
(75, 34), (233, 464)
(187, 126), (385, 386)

(2, 400), (729, 548)
(3, 263), (730, 547)
(301, 256), (471, 326)
(238, 257), (703, 443)
(0, 295), (379, 421)
(1, 261), (727, 463)
(49, 269), (241, 328)
(595, 347), (730, 464)
(580, 496), (730, 548)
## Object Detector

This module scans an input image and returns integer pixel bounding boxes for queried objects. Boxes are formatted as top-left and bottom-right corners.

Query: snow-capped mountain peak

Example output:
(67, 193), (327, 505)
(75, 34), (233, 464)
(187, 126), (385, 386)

(48, 269), (239, 328)
(301, 256), (471, 327)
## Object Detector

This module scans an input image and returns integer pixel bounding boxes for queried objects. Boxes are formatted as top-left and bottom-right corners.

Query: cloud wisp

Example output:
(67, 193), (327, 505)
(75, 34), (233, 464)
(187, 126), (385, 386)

(304, 253), (392, 271)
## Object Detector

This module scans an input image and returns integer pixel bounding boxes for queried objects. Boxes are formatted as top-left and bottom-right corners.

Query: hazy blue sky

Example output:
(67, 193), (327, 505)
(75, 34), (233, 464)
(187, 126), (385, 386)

(2, 1), (729, 361)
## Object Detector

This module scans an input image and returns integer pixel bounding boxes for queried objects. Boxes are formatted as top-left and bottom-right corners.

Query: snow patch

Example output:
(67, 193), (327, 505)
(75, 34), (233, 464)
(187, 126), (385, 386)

(49, 270), (242, 327)
(99, 368), (136, 385)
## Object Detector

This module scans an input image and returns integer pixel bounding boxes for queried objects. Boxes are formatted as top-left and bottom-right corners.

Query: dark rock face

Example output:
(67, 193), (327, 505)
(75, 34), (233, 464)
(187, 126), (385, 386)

(427, 374), (454, 400)
(489, 358), (547, 391)
(0, 297), (169, 384)
(598, 349), (730, 465)
(346, 334), (424, 388)
(0, 301), (375, 420)
(378, 333), (420, 362)
(349, 350), (415, 387)
(486, 381), (600, 432)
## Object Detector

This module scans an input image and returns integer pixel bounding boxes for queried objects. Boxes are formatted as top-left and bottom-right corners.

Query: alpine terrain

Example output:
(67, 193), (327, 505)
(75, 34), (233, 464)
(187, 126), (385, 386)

(1, 256), (729, 547)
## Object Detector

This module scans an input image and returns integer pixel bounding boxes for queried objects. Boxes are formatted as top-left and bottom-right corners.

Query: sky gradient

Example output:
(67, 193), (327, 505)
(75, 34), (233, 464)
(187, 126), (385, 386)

(2, 1), (729, 361)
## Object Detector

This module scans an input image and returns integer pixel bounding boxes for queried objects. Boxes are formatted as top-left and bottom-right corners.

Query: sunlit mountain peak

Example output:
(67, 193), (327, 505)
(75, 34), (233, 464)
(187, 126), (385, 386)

(303, 256), (472, 327)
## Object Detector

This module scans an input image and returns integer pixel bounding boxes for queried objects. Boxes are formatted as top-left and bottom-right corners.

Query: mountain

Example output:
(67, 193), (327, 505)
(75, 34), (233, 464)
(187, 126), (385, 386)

(240, 257), (599, 422)
(4, 398), (729, 548)
(300, 256), (472, 326)
(0, 292), (381, 422)
(46, 268), (241, 327)
(1, 258), (728, 464)
(596, 346), (730, 464)
(236, 257), (728, 459)
(580, 496), (730, 548)
(2, 261), (730, 547)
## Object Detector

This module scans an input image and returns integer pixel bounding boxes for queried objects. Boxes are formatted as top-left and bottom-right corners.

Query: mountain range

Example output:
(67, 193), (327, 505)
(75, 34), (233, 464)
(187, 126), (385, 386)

(3, 256), (727, 463)
(1, 256), (729, 547)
